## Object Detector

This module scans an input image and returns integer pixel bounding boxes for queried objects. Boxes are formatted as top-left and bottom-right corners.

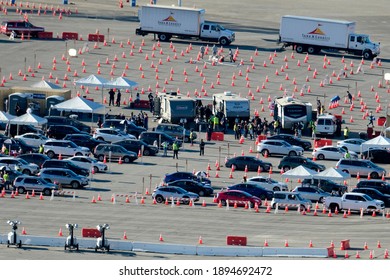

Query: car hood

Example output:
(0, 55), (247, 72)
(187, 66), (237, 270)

(80, 147), (90, 152)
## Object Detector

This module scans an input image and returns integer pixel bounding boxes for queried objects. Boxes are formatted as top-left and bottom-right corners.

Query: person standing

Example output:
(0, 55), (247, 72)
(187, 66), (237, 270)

(108, 89), (115, 106)
(229, 48), (234, 62)
(162, 141), (168, 157)
(172, 142), (179, 159)
(38, 144), (44, 154)
(199, 139), (205, 156)
(3, 171), (10, 190)
(200, 45), (205, 59)
(343, 126), (349, 139)
(116, 89), (121, 107)
(189, 130), (194, 146)
(367, 111), (375, 127)
(347, 91), (353, 104)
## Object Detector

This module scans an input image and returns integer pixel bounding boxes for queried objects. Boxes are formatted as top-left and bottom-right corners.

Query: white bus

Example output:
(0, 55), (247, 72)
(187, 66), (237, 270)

(273, 97), (312, 129)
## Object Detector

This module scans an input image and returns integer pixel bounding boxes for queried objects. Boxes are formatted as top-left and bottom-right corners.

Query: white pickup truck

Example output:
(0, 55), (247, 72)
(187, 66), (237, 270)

(324, 192), (385, 213)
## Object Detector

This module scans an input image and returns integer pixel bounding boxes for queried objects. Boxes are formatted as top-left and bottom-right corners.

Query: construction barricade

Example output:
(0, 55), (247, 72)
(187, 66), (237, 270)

(62, 32), (78, 40)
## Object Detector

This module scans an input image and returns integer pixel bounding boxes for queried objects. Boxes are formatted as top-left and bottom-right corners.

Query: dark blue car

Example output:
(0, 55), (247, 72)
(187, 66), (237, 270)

(163, 171), (211, 185)
(227, 182), (274, 200)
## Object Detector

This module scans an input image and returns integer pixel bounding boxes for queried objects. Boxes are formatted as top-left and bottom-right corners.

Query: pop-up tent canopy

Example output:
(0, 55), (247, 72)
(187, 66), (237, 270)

(281, 165), (318, 179)
(75, 74), (110, 103)
(31, 80), (62, 89)
(0, 111), (16, 123)
(106, 77), (138, 89)
(361, 135), (390, 153)
(313, 167), (351, 181)
(9, 113), (48, 126)
(52, 96), (105, 114)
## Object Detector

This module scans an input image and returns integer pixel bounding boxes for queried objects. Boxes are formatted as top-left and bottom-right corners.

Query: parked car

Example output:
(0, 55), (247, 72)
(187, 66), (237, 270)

(362, 148), (390, 164)
(271, 191), (312, 211)
(356, 180), (390, 195)
(163, 171), (211, 185)
(267, 134), (312, 150)
(277, 156), (326, 172)
(152, 186), (199, 204)
(113, 139), (159, 156)
(42, 159), (90, 177)
(139, 131), (182, 150)
(257, 140), (304, 157)
(38, 168), (89, 189)
(292, 186), (332, 202)
(13, 176), (58, 196)
(65, 156), (108, 173)
(0, 20), (45, 37)
(0, 157), (39, 175)
(93, 128), (136, 143)
(46, 125), (88, 140)
(336, 138), (366, 153)
(301, 178), (347, 195)
(102, 119), (146, 137)
(13, 138), (38, 154)
(215, 190), (262, 208)
(63, 134), (106, 151)
(225, 156), (272, 172)
(324, 192), (385, 213)
(335, 159), (386, 179)
(155, 123), (196, 142)
(93, 144), (138, 163)
(17, 153), (50, 167)
(247, 176), (288, 191)
(15, 133), (51, 148)
(351, 188), (390, 207)
(312, 146), (358, 160)
(43, 140), (90, 159)
(227, 182), (274, 200)
(166, 179), (213, 196)
(45, 116), (91, 133)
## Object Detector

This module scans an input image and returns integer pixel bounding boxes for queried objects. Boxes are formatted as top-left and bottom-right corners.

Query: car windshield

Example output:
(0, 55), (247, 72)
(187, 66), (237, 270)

(339, 147), (347, 153)
(68, 142), (77, 148)
(37, 177), (49, 184)
(18, 158), (29, 165)
(363, 194), (374, 201)
(282, 141), (291, 147)
(175, 187), (188, 194)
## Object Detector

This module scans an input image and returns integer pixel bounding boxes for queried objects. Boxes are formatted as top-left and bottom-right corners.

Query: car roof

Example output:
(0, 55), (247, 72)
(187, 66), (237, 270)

(40, 167), (76, 172)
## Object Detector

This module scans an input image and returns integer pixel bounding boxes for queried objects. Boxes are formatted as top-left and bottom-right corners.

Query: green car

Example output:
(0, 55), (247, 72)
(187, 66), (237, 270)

(277, 156), (325, 172)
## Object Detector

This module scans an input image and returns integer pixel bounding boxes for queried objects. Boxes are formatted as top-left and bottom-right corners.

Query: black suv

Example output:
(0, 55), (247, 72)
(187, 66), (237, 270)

(102, 119), (146, 137)
(63, 134), (106, 151)
(356, 180), (390, 195)
(267, 134), (312, 150)
(112, 139), (158, 156)
(46, 125), (88, 140)
(1, 20), (44, 37)
(301, 178), (347, 195)
(41, 159), (89, 177)
(138, 131), (182, 150)
(278, 156), (326, 172)
(45, 116), (91, 133)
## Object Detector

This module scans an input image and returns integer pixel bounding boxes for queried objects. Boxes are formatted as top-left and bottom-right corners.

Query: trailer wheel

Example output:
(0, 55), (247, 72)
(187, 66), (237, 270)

(158, 34), (169, 42)
(363, 50), (373, 60)
(307, 46), (317, 54)
(219, 37), (229, 46)
(295, 45), (305, 53)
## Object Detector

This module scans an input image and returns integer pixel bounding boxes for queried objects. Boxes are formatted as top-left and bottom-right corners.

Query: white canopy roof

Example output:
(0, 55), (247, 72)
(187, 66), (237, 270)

(106, 77), (138, 89)
(75, 74), (109, 87)
(313, 167), (351, 181)
(0, 111), (16, 123)
(361, 135), (390, 152)
(281, 165), (318, 179)
(31, 80), (62, 89)
(9, 113), (48, 126)
(52, 96), (105, 114)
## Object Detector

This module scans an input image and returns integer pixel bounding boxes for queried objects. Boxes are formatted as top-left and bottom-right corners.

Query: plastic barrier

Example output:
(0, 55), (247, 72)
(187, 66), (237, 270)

(377, 117), (386, 126)
(37, 31), (53, 39)
(81, 228), (101, 238)
(211, 132), (224, 141)
(130, 100), (150, 109)
(226, 236), (247, 246)
(314, 138), (332, 148)
(88, 34), (105, 42)
(62, 32), (79, 40)
(257, 135), (267, 142)
(327, 247), (335, 257)
(340, 239), (350, 250)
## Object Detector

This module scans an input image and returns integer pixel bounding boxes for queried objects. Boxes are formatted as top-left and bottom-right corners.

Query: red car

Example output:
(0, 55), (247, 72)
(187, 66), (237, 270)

(1, 20), (44, 37)
(216, 190), (262, 208)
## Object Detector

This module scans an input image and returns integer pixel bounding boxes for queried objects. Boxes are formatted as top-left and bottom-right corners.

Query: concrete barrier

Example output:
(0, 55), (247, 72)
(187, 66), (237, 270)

(0, 235), (328, 257)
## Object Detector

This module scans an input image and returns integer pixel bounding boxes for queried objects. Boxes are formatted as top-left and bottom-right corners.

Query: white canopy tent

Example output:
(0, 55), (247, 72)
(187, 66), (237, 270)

(281, 165), (318, 179)
(75, 74), (110, 104)
(313, 167), (351, 182)
(106, 77), (138, 105)
(31, 80), (62, 89)
(361, 135), (390, 153)
(9, 113), (48, 135)
(52, 96), (105, 114)
(0, 111), (16, 136)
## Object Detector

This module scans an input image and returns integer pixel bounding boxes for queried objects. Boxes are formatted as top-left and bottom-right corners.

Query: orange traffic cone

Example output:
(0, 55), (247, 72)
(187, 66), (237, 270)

(58, 227), (63, 237)
(118, 157), (123, 164)
(22, 227), (27, 235)
(198, 236), (203, 245)
(159, 234), (164, 242)
(123, 231), (128, 240)
(284, 240), (289, 247)
(309, 240), (313, 247)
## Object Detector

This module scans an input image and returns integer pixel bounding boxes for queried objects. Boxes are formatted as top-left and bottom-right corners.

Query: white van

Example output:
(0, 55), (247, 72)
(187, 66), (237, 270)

(315, 114), (337, 136)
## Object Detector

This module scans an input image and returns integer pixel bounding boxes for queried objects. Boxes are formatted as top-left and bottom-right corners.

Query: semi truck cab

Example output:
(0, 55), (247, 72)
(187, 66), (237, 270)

(348, 34), (380, 59)
(200, 23), (235, 46)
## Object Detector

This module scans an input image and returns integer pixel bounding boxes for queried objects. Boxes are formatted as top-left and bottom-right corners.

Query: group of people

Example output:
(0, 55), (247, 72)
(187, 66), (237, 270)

(233, 116), (275, 140)
(108, 89), (122, 107)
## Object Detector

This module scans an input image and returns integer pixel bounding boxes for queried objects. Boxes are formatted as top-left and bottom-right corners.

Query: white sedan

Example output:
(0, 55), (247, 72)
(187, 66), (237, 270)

(64, 156), (108, 173)
(93, 128), (136, 143)
(257, 140), (304, 157)
(312, 146), (358, 160)
(336, 138), (366, 153)
(247, 176), (288, 191)
(15, 133), (51, 148)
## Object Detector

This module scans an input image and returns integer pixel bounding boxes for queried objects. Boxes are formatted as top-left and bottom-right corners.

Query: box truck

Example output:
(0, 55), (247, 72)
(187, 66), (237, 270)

(136, 5), (235, 46)
(279, 15), (380, 59)
(212, 92), (250, 126)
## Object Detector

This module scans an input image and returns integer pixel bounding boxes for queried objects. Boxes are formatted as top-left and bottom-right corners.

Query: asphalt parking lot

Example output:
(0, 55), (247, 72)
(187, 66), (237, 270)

(0, 0), (389, 262)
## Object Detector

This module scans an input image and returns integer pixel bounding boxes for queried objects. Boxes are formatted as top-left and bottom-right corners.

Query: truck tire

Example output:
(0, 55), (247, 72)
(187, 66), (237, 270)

(158, 34), (169, 42)
(307, 46), (317, 54)
(363, 50), (373, 60)
(295, 45), (305, 53)
(219, 37), (229, 46)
